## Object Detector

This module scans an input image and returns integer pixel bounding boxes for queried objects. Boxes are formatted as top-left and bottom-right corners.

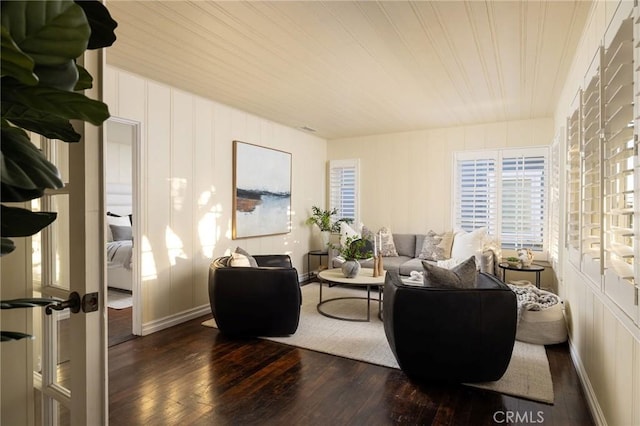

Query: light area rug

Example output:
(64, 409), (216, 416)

(202, 283), (554, 404)
(107, 289), (133, 310)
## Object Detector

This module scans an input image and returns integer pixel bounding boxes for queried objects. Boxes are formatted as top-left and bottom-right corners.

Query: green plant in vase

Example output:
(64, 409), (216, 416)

(332, 236), (372, 278)
(305, 206), (353, 249)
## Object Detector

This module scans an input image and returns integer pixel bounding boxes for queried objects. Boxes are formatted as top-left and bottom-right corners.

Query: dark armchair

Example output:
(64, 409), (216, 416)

(383, 271), (517, 383)
(208, 254), (301, 337)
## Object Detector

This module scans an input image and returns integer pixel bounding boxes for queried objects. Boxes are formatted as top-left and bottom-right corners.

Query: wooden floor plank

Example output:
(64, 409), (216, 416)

(108, 315), (595, 425)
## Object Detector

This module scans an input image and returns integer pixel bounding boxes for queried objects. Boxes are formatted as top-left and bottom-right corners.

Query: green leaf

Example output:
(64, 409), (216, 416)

(0, 126), (63, 192)
(74, 64), (92, 91)
(1, 183), (44, 203)
(1, 238), (16, 256)
(4, 103), (81, 142)
(1, 298), (57, 309)
(1, 205), (57, 238)
(74, 1), (117, 49)
(0, 1), (90, 66)
(1, 331), (35, 342)
(34, 60), (79, 92)
(0, 26), (38, 85)
(2, 81), (110, 126)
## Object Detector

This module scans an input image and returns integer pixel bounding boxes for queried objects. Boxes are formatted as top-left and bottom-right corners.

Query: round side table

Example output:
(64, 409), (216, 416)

(498, 262), (544, 288)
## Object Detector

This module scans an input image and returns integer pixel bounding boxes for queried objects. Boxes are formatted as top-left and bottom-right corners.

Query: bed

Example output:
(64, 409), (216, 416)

(106, 183), (133, 292)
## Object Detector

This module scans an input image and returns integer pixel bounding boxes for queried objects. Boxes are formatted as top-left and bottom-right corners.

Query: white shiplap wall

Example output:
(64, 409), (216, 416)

(552, 1), (640, 426)
(104, 65), (327, 329)
(327, 118), (553, 234)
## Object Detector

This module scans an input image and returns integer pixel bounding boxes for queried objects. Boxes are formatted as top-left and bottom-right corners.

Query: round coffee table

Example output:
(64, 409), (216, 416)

(317, 268), (386, 322)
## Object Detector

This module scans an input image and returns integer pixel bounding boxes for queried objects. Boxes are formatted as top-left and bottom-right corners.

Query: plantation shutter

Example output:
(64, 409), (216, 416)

(454, 148), (548, 253)
(602, 13), (637, 319)
(501, 153), (547, 251)
(454, 153), (497, 236)
(329, 159), (359, 224)
(549, 138), (561, 270)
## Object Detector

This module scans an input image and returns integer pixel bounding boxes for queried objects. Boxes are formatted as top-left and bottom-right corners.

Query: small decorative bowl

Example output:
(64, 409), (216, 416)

(506, 260), (521, 268)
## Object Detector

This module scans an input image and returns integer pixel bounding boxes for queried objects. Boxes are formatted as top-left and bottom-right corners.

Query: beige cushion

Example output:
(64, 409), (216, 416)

(418, 230), (454, 261)
(230, 246), (258, 267)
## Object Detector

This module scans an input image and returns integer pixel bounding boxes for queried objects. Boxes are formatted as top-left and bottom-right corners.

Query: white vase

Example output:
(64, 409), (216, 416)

(320, 231), (331, 250)
(341, 260), (360, 278)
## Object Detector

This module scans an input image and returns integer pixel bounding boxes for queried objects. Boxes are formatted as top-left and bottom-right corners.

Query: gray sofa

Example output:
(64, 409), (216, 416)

(331, 233), (500, 277)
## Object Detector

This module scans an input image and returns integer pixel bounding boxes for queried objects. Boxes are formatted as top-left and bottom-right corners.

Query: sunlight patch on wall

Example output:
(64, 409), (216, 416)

(199, 202), (223, 259)
(140, 235), (157, 281)
(165, 226), (187, 266)
(225, 218), (232, 240)
(170, 177), (188, 211)
(197, 186), (216, 207)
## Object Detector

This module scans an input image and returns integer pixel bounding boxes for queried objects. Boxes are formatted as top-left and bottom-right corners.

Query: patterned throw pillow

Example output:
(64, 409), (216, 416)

(418, 230), (454, 261)
(362, 225), (398, 257)
(422, 256), (477, 289)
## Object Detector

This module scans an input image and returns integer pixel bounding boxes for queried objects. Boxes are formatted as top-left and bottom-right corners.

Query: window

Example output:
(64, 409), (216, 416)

(329, 159), (359, 225)
(549, 136), (561, 271)
(602, 14), (636, 318)
(454, 148), (549, 254)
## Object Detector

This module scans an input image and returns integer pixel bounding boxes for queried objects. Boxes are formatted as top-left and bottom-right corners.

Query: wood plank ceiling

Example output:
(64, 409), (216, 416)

(106, 1), (591, 140)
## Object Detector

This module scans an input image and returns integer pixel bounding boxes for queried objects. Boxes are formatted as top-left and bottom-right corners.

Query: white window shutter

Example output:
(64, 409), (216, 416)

(454, 155), (497, 235)
(501, 154), (547, 251)
(329, 159), (359, 225)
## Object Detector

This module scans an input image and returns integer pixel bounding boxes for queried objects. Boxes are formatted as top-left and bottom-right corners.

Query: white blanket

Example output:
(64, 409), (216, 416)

(508, 283), (560, 324)
(107, 240), (133, 270)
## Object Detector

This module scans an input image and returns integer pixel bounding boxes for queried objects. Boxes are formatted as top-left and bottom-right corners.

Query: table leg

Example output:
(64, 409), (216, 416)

(366, 285), (371, 322)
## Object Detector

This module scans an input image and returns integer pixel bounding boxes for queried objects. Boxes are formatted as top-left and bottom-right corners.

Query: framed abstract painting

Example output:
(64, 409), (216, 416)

(232, 141), (292, 239)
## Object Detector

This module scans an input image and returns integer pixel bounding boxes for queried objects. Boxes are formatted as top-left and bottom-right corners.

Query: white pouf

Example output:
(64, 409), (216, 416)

(508, 284), (568, 345)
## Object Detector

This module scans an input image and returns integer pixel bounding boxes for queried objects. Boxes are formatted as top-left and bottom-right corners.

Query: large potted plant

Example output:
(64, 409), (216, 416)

(1, 0), (118, 340)
(305, 206), (353, 249)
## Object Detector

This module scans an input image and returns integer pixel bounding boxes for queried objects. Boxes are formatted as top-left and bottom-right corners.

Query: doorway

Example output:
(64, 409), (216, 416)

(105, 118), (141, 345)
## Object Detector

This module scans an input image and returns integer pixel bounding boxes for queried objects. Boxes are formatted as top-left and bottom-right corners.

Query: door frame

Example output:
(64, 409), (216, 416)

(105, 116), (142, 336)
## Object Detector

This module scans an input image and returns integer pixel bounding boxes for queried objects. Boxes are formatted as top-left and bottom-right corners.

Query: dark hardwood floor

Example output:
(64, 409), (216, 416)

(108, 306), (135, 347)
(108, 315), (595, 425)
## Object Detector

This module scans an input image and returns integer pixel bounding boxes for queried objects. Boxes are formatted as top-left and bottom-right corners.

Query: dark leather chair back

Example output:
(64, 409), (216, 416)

(208, 254), (301, 337)
(383, 271), (517, 383)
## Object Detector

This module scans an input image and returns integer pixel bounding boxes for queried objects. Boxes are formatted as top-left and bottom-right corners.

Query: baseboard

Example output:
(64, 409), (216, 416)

(140, 304), (211, 336)
(568, 338), (608, 426)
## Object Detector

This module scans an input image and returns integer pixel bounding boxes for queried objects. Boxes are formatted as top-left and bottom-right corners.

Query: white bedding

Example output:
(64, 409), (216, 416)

(107, 240), (133, 270)
(107, 240), (133, 291)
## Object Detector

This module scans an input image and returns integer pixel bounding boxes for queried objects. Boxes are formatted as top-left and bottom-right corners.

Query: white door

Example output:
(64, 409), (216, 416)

(32, 50), (107, 425)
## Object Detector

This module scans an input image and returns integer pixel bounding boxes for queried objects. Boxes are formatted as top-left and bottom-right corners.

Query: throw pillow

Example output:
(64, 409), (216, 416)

(107, 215), (131, 243)
(418, 230), (454, 261)
(110, 225), (133, 241)
(450, 227), (487, 261)
(339, 222), (360, 248)
(422, 256), (477, 289)
(230, 246), (258, 268)
(362, 225), (398, 257)
(436, 257), (466, 269)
